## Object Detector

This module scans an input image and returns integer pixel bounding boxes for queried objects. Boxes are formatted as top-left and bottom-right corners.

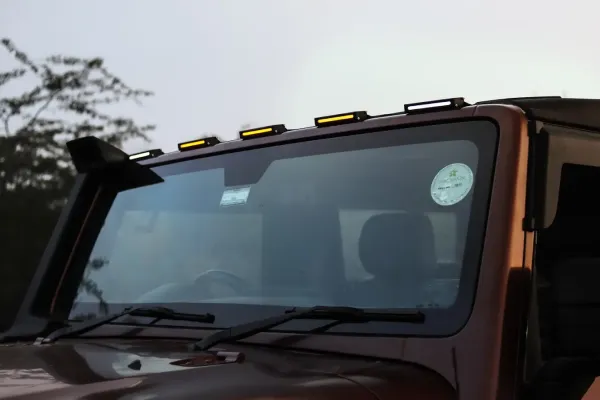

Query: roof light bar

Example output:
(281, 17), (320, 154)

(314, 111), (369, 128)
(128, 149), (164, 161)
(177, 136), (221, 152)
(239, 124), (287, 140)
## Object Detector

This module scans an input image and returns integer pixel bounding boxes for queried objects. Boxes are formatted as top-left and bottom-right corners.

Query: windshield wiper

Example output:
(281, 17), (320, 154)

(190, 305), (424, 351)
(38, 306), (215, 344)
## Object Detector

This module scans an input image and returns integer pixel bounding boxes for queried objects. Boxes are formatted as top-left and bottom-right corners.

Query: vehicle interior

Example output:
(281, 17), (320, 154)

(527, 126), (600, 400)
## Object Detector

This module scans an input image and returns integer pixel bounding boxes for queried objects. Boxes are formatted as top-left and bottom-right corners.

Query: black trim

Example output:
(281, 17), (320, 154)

(523, 122), (549, 232)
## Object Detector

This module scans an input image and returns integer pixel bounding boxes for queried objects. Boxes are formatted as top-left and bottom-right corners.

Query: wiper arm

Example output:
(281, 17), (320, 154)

(190, 305), (424, 351)
(38, 306), (215, 344)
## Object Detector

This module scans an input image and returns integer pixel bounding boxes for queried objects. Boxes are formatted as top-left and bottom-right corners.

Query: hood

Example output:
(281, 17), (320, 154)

(0, 339), (456, 400)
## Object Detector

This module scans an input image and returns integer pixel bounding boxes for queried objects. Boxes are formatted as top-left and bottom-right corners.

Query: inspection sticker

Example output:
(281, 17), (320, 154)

(430, 163), (474, 206)
(220, 187), (251, 207)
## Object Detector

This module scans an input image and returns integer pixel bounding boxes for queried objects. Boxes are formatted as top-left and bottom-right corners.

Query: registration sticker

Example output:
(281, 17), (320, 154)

(220, 187), (251, 207)
(430, 163), (474, 206)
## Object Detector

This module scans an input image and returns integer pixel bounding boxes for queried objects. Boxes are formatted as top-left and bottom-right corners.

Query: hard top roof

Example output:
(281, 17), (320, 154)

(476, 96), (600, 133)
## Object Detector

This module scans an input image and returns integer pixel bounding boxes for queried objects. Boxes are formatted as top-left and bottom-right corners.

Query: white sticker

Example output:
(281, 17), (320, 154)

(220, 187), (251, 207)
(430, 163), (474, 206)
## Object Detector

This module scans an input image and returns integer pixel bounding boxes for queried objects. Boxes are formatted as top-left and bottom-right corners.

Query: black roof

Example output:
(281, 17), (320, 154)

(476, 96), (600, 133)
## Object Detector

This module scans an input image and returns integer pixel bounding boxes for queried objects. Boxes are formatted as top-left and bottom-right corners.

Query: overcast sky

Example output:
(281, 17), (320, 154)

(2, 0), (599, 153)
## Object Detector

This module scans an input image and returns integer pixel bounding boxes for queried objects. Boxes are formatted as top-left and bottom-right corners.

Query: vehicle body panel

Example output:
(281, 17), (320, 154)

(4, 101), (534, 399)
(0, 339), (455, 399)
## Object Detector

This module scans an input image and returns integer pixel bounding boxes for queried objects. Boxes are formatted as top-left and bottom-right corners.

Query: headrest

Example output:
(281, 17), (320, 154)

(358, 213), (436, 280)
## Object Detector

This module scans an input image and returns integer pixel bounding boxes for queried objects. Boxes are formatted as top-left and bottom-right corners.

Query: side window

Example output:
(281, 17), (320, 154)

(339, 210), (458, 282)
(532, 162), (600, 399)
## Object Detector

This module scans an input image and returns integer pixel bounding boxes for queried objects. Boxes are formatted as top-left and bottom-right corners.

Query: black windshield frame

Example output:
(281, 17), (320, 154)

(40, 117), (499, 338)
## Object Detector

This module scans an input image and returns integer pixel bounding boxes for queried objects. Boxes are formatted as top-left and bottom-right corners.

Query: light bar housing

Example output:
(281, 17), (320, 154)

(128, 149), (164, 161)
(239, 125), (288, 140)
(178, 136), (221, 152)
(404, 98), (467, 114)
(314, 111), (369, 128)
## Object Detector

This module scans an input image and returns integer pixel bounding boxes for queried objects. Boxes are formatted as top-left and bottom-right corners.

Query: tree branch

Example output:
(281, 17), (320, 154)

(1, 117), (10, 136)
(20, 94), (56, 133)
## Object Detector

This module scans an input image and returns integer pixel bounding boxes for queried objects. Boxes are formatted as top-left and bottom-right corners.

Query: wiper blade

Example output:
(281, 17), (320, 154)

(190, 305), (424, 351)
(38, 306), (215, 344)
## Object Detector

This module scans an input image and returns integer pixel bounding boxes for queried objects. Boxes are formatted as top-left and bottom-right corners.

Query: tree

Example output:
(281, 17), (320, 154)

(0, 38), (155, 330)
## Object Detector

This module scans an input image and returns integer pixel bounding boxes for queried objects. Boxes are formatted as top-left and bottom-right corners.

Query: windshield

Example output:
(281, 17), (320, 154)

(70, 119), (497, 336)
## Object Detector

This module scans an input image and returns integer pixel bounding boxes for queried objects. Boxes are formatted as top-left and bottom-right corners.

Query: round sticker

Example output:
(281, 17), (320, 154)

(430, 163), (474, 206)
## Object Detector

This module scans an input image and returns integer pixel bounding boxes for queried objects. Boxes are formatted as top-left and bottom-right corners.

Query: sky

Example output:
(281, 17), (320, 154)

(2, 0), (600, 154)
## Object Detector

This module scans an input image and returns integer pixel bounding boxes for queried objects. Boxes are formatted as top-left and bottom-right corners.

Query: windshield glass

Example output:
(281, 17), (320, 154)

(70, 119), (497, 335)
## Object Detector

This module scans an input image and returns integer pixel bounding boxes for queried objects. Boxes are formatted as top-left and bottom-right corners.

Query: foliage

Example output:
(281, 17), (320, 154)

(0, 38), (155, 203)
(0, 38), (155, 330)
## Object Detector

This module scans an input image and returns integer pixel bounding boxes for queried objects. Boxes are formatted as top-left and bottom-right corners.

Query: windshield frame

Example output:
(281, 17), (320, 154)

(67, 117), (498, 337)
(17, 108), (499, 340)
